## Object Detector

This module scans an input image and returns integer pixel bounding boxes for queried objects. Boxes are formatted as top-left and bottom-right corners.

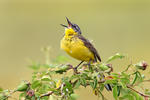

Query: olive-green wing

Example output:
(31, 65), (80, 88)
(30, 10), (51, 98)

(76, 34), (101, 62)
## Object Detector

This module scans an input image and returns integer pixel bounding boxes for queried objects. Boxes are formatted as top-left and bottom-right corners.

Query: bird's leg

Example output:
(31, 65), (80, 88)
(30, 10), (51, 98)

(88, 60), (92, 71)
(74, 61), (84, 73)
(74, 61), (84, 69)
(81, 60), (92, 70)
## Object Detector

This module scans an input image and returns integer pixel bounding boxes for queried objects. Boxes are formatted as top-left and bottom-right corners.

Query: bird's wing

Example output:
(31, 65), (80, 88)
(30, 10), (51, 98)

(76, 34), (101, 62)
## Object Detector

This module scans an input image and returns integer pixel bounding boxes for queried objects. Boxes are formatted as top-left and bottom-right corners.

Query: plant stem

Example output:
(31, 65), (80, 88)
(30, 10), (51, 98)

(127, 85), (150, 98)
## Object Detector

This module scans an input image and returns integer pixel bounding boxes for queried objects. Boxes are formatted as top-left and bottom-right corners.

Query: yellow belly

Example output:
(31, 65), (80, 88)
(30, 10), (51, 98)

(60, 37), (94, 62)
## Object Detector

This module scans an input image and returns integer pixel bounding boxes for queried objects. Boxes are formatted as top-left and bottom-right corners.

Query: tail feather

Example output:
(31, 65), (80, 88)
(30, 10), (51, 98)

(104, 84), (112, 91)
(96, 54), (101, 62)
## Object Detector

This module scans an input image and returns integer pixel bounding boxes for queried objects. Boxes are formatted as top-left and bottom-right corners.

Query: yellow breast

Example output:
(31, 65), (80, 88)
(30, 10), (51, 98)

(60, 36), (95, 62)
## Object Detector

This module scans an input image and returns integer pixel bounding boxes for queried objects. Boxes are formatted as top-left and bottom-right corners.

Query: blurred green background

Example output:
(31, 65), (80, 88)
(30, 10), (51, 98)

(0, 0), (150, 99)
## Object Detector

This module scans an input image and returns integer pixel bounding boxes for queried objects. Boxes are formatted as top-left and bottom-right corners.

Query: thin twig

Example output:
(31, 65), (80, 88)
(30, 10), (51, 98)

(40, 86), (61, 98)
(127, 85), (150, 98)
(122, 63), (132, 73)
(40, 91), (54, 98)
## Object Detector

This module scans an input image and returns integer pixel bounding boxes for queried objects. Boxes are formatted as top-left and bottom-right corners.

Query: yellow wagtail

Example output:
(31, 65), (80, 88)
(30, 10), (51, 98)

(60, 17), (111, 91)
(60, 17), (101, 66)
(60, 17), (112, 91)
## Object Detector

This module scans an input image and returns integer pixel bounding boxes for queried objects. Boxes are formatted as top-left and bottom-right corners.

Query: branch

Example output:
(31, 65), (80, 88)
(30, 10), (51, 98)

(127, 85), (150, 98)
(40, 86), (61, 98)
(40, 91), (54, 98)
(122, 63), (132, 73)
(40, 78), (106, 98)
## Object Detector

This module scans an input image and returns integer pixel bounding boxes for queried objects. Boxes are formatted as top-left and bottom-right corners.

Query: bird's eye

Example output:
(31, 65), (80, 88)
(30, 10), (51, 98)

(72, 24), (81, 34)
(73, 25), (78, 30)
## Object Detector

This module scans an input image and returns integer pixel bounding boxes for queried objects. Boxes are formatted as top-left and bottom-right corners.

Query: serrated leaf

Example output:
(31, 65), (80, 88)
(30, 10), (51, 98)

(106, 53), (125, 63)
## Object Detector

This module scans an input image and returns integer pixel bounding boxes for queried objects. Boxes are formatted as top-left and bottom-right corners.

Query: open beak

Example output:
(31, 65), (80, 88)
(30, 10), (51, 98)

(66, 17), (72, 27)
(60, 17), (73, 28)
(60, 24), (67, 28)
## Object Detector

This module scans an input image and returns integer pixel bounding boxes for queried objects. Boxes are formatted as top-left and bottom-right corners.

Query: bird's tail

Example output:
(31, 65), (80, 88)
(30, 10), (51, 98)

(104, 84), (112, 91)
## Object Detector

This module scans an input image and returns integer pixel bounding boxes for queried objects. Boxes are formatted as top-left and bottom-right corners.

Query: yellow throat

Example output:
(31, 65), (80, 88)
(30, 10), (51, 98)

(60, 28), (95, 62)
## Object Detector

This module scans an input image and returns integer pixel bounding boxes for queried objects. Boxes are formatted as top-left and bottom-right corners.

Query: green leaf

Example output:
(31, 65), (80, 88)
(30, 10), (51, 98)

(119, 82), (127, 89)
(41, 78), (51, 81)
(105, 79), (118, 84)
(65, 81), (72, 89)
(127, 94), (135, 100)
(0, 93), (7, 100)
(89, 82), (94, 89)
(31, 80), (41, 89)
(93, 77), (97, 89)
(99, 64), (109, 71)
(136, 71), (144, 82)
(74, 81), (81, 89)
(113, 85), (118, 100)
(55, 65), (69, 74)
(120, 94), (134, 100)
(70, 74), (79, 80)
(19, 92), (26, 100)
(131, 72), (138, 85)
(131, 91), (143, 100)
(120, 77), (130, 84)
(119, 95), (128, 100)
(80, 78), (86, 87)
(106, 53), (125, 63)
(145, 89), (150, 95)
(99, 84), (104, 91)
(41, 75), (51, 81)
(0, 87), (3, 92)
(69, 94), (78, 100)
(16, 81), (29, 91)
(117, 86), (121, 96)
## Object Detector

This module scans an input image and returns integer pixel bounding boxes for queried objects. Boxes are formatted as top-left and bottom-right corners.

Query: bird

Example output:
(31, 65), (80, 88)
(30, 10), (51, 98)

(60, 17), (101, 66)
(60, 17), (112, 91)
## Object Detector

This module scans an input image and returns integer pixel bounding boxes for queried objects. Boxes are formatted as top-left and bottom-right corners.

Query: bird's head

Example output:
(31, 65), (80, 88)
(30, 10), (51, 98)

(61, 17), (81, 36)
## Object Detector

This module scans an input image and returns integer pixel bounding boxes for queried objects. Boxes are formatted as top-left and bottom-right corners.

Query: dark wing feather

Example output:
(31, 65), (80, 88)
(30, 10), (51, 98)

(76, 34), (101, 62)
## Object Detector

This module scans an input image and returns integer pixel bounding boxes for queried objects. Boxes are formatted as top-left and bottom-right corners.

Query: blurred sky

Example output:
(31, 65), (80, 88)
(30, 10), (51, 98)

(0, 0), (150, 99)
